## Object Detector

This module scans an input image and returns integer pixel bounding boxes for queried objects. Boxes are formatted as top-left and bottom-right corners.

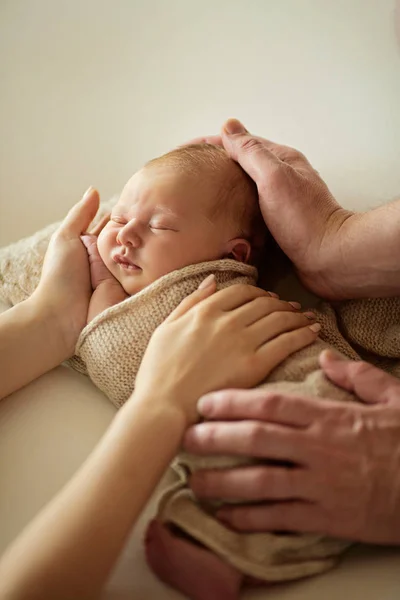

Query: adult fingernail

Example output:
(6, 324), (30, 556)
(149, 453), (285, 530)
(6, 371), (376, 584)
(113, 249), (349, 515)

(224, 118), (246, 135)
(289, 301), (302, 310)
(197, 395), (212, 415)
(268, 291), (280, 299)
(303, 311), (317, 320)
(309, 323), (321, 333)
(198, 274), (215, 290)
(83, 186), (94, 200)
(321, 349), (344, 361)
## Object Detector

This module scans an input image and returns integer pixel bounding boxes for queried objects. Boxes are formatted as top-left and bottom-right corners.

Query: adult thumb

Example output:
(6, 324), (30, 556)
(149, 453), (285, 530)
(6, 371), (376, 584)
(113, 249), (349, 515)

(319, 349), (399, 404)
(221, 118), (281, 185)
(61, 187), (100, 239)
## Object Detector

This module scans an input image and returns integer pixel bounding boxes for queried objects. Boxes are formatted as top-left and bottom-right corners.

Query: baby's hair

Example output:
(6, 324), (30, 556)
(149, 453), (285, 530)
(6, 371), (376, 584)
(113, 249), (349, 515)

(145, 143), (268, 265)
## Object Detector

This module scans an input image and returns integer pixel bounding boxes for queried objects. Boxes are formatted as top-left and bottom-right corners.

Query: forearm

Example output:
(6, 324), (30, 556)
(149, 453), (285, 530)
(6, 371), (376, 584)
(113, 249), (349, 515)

(0, 394), (185, 599)
(321, 199), (400, 299)
(0, 295), (70, 400)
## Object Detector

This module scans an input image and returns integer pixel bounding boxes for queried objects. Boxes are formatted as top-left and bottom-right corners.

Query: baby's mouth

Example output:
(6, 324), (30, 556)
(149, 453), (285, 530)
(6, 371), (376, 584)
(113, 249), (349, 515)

(113, 254), (141, 271)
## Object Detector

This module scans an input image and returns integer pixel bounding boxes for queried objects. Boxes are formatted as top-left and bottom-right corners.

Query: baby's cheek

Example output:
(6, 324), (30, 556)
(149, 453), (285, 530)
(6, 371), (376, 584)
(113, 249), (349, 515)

(97, 230), (111, 261)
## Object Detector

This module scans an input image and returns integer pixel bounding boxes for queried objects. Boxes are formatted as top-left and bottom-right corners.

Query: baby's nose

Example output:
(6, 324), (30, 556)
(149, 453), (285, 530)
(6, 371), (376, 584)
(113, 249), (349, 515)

(116, 223), (141, 247)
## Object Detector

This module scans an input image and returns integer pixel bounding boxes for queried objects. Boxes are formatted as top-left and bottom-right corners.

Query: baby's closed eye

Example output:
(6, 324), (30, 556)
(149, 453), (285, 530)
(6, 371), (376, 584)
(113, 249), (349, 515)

(149, 223), (178, 232)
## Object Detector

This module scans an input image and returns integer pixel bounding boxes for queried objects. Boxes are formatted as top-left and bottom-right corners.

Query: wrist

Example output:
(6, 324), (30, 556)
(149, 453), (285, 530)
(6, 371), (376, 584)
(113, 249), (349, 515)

(30, 289), (76, 360)
(125, 390), (188, 431)
(300, 210), (361, 300)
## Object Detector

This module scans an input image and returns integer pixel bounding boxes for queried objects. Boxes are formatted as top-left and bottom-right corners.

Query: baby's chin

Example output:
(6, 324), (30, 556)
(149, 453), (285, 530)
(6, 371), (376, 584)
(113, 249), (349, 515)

(118, 273), (148, 297)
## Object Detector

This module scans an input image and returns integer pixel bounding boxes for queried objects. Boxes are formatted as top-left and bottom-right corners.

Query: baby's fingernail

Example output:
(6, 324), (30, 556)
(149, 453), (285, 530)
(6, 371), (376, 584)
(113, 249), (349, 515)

(198, 274), (215, 290)
(309, 323), (321, 333)
(289, 301), (301, 310)
(268, 291), (279, 299)
(224, 118), (246, 135)
(83, 186), (94, 200)
(303, 311), (317, 320)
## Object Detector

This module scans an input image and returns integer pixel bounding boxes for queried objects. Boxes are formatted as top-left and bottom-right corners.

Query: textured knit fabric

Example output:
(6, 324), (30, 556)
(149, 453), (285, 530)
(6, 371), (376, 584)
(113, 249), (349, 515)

(2, 211), (400, 582)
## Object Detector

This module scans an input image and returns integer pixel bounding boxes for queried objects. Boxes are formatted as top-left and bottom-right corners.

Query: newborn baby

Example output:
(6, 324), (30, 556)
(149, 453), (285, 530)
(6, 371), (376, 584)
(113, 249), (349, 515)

(83, 143), (267, 321)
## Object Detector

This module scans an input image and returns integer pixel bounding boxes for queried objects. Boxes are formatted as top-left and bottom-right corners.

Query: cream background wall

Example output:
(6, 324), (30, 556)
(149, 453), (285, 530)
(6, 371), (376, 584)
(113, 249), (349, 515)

(1, 0), (400, 245)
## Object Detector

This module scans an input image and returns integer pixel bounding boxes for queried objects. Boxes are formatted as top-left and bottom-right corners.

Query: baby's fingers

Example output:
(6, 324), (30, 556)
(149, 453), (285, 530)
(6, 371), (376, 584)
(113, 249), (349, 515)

(80, 234), (114, 289)
(258, 323), (321, 374)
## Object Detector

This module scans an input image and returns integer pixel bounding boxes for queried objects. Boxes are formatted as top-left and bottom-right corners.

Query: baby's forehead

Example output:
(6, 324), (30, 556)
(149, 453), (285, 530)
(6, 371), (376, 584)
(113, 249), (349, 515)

(115, 165), (222, 219)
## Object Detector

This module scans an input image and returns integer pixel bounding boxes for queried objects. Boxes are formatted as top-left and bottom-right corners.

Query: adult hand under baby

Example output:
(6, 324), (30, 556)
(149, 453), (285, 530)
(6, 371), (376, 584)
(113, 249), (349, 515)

(33, 187), (107, 355)
(184, 350), (400, 545)
(134, 279), (320, 426)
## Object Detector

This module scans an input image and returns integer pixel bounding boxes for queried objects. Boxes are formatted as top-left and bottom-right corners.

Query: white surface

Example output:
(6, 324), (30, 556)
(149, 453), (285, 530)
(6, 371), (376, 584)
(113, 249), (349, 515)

(1, 1), (400, 598)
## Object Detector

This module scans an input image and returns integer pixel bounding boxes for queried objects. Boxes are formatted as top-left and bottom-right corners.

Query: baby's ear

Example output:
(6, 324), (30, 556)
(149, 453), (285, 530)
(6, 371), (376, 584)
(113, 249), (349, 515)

(225, 238), (251, 264)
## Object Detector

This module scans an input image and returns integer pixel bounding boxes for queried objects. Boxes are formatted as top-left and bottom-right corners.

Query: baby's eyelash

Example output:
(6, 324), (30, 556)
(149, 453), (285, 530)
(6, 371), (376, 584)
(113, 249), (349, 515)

(111, 217), (127, 225)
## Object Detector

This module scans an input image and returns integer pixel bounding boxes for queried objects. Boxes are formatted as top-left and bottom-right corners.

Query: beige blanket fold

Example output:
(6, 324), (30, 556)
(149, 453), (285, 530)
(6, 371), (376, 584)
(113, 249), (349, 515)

(2, 216), (400, 583)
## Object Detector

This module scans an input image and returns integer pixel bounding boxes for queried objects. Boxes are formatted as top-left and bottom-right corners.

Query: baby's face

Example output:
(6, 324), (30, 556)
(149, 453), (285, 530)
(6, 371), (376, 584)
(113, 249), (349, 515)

(97, 166), (239, 295)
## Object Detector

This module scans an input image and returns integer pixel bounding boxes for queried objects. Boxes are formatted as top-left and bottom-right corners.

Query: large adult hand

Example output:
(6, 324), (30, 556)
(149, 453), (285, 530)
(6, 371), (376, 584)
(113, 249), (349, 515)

(34, 187), (106, 356)
(191, 119), (357, 300)
(134, 279), (319, 426)
(183, 350), (400, 545)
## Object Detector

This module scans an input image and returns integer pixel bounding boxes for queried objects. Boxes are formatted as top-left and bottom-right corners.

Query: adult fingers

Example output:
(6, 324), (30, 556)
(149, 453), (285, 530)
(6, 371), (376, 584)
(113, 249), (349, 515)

(249, 310), (317, 345)
(184, 420), (308, 463)
(220, 119), (283, 186)
(216, 501), (326, 535)
(209, 284), (269, 312)
(233, 295), (301, 327)
(194, 389), (322, 426)
(319, 350), (400, 404)
(59, 187), (100, 239)
(164, 274), (217, 321)
(221, 119), (312, 173)
(88, 213), (110, 236)
(182, 284), (269, 320)
(257, 324), (319, 372)
(167, 282), (267, 323)
(190, 465), (313, 502)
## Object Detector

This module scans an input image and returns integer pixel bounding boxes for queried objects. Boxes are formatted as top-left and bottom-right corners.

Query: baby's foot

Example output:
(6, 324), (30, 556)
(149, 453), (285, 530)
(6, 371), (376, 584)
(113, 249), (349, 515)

(145, 519), (243, 600)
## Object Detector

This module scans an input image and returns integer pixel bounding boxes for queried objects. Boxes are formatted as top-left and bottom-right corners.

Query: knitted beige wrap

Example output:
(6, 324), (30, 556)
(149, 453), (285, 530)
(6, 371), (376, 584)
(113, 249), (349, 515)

(2, 215), (400, 583)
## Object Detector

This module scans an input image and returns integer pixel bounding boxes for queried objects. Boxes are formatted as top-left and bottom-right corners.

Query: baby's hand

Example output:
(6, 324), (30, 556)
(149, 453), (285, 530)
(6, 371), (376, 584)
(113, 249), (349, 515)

(81, 235), (128, 322)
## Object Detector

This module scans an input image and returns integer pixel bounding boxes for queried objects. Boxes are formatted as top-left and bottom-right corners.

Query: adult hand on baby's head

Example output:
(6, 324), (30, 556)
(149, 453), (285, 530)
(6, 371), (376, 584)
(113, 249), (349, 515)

(34, 187), (105, 356)
(220, 119), (359, 300)
(189, 119), (357, 300)
(134, 279), (319, 426)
